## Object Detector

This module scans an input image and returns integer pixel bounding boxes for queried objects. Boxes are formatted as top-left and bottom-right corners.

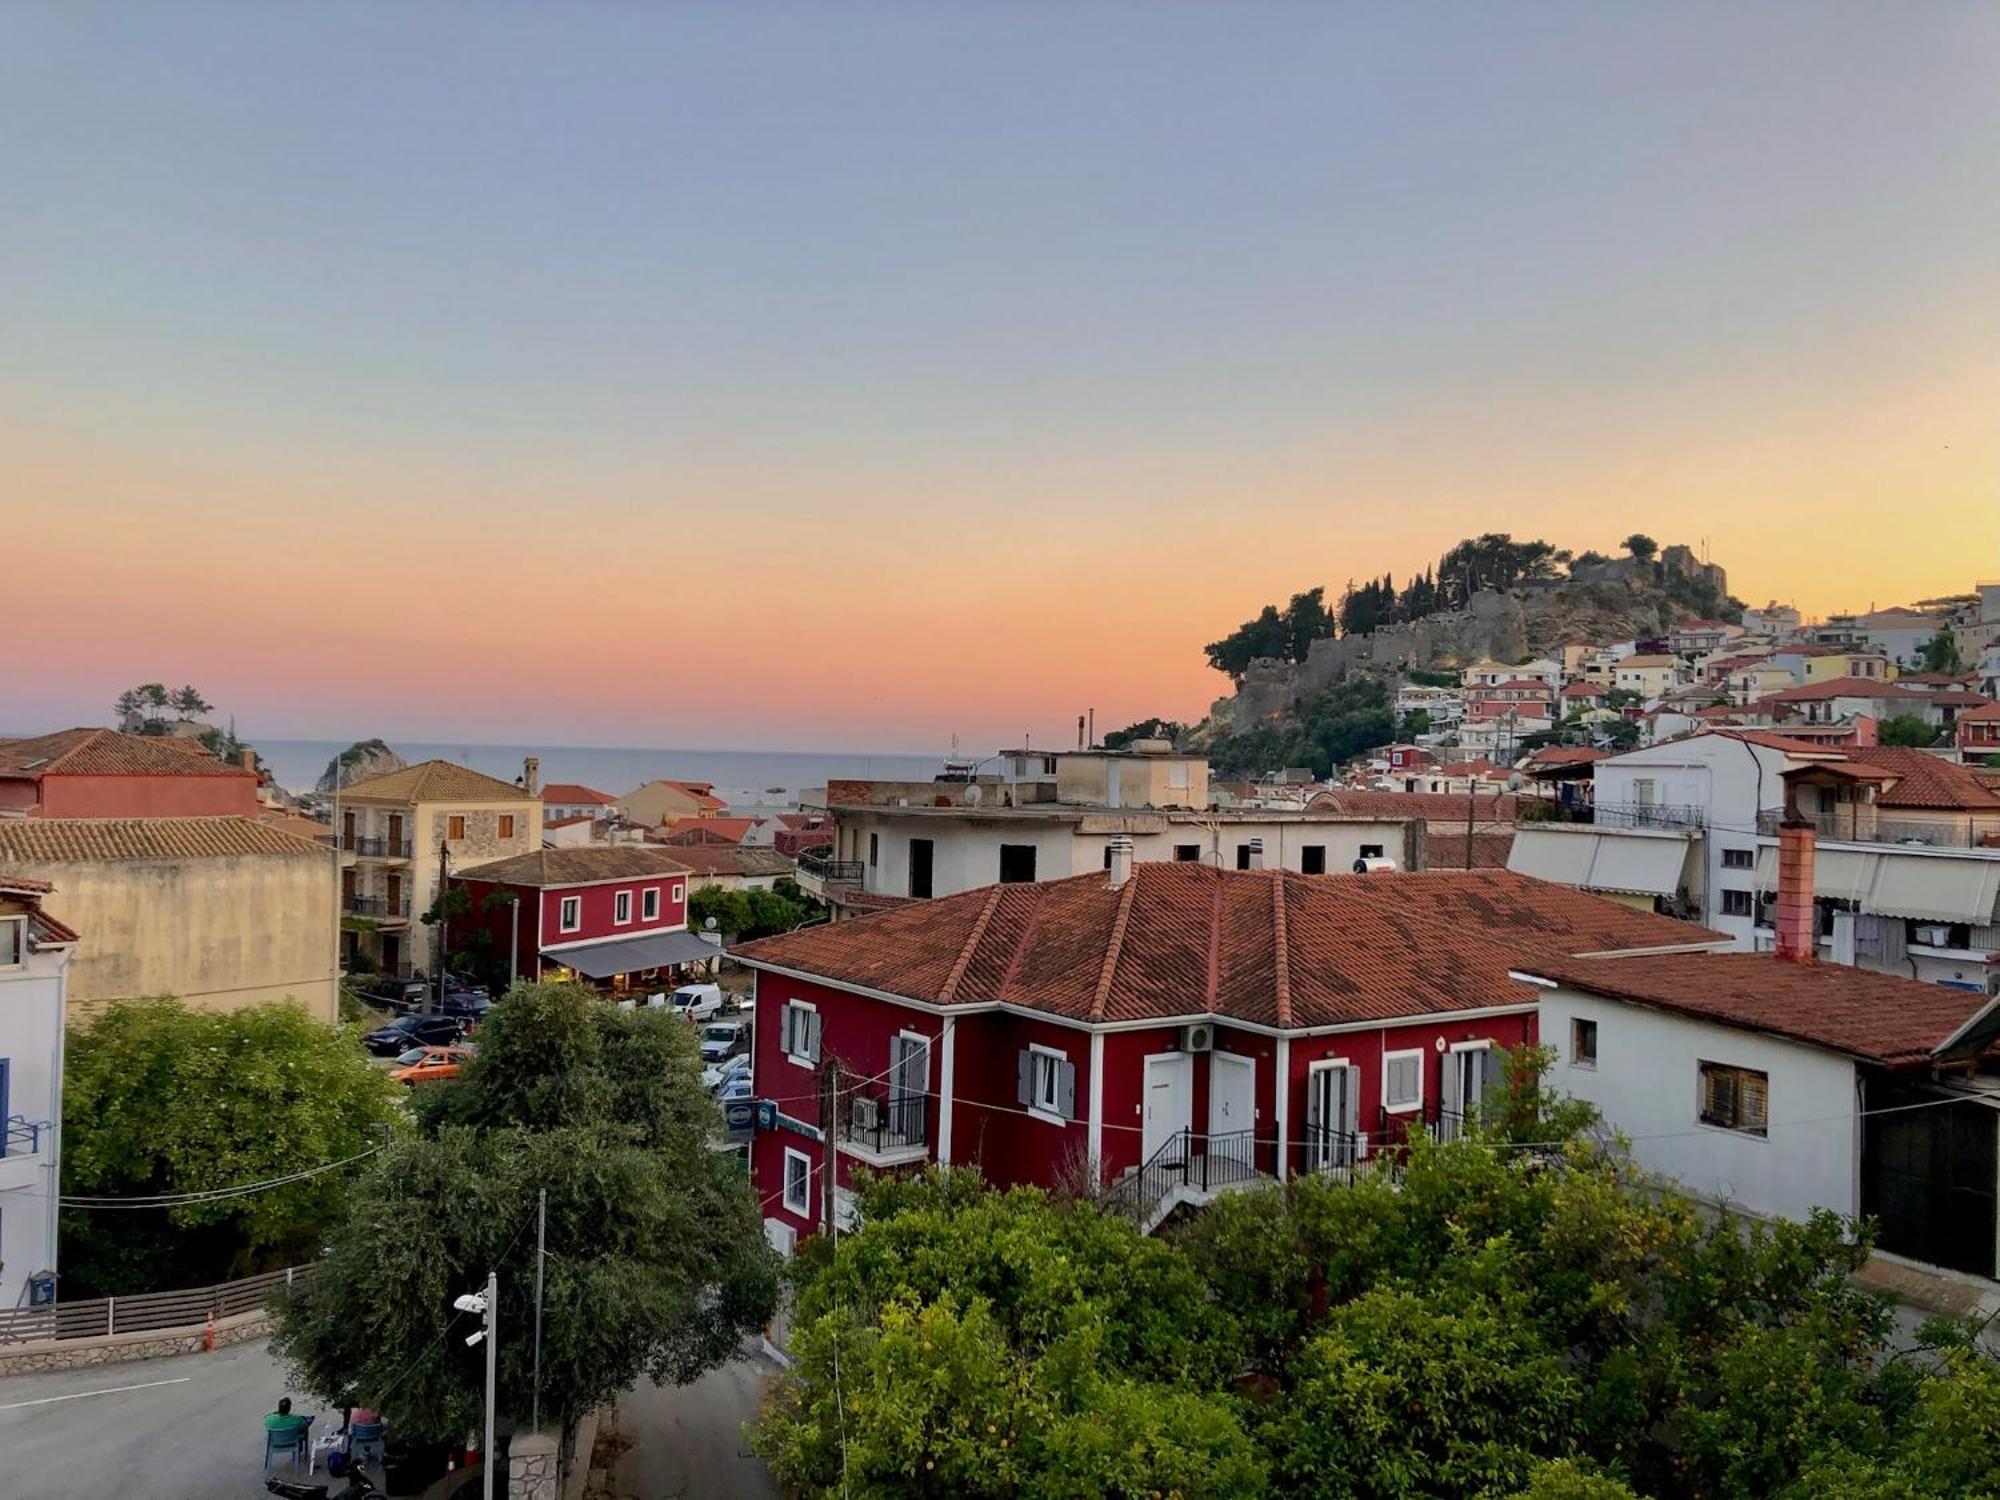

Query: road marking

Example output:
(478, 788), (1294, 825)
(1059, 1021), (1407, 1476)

(0, 1376), (191, 1411)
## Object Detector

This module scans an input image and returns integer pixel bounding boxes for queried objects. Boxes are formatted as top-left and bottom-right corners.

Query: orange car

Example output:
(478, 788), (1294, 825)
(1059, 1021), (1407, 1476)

(389, 1044), (474, 1086)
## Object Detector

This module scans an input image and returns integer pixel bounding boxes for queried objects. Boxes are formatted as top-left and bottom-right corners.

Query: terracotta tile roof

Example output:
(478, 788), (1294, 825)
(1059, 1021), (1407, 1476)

(542, 814), (598, 829)
(337, 760), (537, 804)
(1759, 677), (1927, 704)
(1309, 790), (1519, 823)
(1620, 655), (1679, 668)
(0, 816), (330, 863)
(658, 817), (759, 846)
(1524, 951), (1994, 1068)
(1562, 681), (1609, 696)
(458, 845), (692, 886)
(1923, 690), (1997, 710)
(667, 845), (796, 880)
(540, 783), (617, 806)
(635, 780), (727, 812)
(1898, 672), (1979, 688)
(1840, 748), (2000, 811)
(1699, 729), (1847, 757)
(0, 728), (255, 780)
(1958, 702), (2000, 723)
(735, 864), (1718, 1030)
(1524, 748), (1606, 768)
(258, 812), (338, 843)
(0, 873), (54, 895)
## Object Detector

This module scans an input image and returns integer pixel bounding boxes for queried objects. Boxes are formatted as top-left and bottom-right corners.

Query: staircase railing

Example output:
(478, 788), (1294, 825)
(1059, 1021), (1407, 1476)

(1105, 1128), (1261, 1223)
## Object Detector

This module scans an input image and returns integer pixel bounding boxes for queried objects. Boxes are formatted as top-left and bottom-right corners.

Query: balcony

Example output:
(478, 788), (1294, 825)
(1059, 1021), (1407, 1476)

(795, 852), (864, 900)
(0, 1115), (51, 1192)
(344, 834), (414, 860)
(837, 1087), (928, 1166)
(344, 893), (412, 922)
(1593, 802), (1706, 831)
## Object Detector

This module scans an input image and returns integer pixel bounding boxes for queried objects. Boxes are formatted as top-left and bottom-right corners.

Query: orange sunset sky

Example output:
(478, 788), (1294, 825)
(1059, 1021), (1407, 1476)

(9, 5), (1998, 753)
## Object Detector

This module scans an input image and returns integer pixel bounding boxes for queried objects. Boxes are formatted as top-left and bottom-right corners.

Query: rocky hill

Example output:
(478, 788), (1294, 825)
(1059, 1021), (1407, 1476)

(1207, 544), (1732, 738)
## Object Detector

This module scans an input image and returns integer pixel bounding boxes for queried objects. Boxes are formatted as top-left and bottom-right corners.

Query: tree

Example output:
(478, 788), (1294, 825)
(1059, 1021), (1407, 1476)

(275, 981), (779, 1449)
(1879, 714), (1943, 748)
(1919, 629), (1964, 675)
(1102, 717), (1187, 751)
(1283, 587), (1335, 662)
(1622, 534), (1658, 562)
(1599, 718), (1641, 751)
(61, 998), (403, 1296)
(688, 881), (816, 939)
(169, 684), (213, 720)
(1206, 604), (1293, 678)
(1397, 708), (1431, 740)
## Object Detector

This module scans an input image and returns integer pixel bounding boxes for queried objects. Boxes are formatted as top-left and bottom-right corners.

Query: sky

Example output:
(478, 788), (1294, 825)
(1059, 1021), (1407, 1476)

(7, 2), (1997, 753)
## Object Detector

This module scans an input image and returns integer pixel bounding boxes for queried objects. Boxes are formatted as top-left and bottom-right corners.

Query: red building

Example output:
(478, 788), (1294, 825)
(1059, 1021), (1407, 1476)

(732, 857), (1720, 1246)
(0, 728), (260, 818)
(1958, 701), (2000, 756)
(452, 846), (715, 990)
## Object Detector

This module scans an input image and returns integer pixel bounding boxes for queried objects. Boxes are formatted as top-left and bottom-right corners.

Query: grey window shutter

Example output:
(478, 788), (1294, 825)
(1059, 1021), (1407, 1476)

(1016, 1050), (1033, 1108)
(1305, 1072), (1324, 1134)
(1480, 1046), (1506, 1106)
(782, 1003), (797, 1053)
(807, 1009), (822, 1062)
(1056, 1059), (1077, 1120)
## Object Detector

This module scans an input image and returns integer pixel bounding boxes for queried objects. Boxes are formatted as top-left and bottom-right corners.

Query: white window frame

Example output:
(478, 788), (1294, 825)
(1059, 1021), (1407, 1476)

(642, 886), (660, 921)
(671, 882), (685, 904)
(782, 1147), (812, 1217)
(558, 895), (581, 934)
(0, 915), (24, 970)
(613, 890), (633, 926)
(1027, 1043), (1069, 1125)
(784, 999), (819, 1068)
(1381, 1048), (1425, 1115)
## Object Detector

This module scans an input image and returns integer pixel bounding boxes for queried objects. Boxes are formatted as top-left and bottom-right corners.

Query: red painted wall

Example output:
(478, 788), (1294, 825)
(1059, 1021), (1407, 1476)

(949, 1011), (1090, 1191)
(1286, 1010), (1536, 1162)
(454, 874), (689, 978)
(35, 773), (260, 819)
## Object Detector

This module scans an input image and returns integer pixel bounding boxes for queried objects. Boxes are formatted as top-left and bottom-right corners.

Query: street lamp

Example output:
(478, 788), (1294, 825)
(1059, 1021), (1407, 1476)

(455, 1272), (497, 1500)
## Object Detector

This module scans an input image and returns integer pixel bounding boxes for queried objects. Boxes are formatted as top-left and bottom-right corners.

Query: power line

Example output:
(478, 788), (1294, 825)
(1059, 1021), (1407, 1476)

(59, 1145), (386, 1210)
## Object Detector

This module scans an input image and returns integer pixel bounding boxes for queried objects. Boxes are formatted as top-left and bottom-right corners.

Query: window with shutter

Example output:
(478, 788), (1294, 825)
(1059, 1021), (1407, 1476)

(784, 1002), (820, 1064)
(1023, 1047), (1072, 1121)
(1698, 1061), (1768, 1135)
(1382, 1050), (1424, 1114)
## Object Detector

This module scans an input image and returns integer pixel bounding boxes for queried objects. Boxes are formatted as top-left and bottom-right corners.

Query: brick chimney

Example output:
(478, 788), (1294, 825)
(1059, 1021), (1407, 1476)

(238, 746), (256, 772)
(1774, 814), (1817, 963)
(1107, 834), (1134, 889)
(522, 756), (541, 796)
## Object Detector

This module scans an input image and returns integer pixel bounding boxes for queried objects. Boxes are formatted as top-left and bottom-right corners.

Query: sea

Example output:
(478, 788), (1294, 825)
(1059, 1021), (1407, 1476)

(254, 739), (944, 809)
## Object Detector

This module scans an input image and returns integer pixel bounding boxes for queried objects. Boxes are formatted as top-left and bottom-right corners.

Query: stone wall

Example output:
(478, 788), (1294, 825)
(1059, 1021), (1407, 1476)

(0, 1308), (273, 1377)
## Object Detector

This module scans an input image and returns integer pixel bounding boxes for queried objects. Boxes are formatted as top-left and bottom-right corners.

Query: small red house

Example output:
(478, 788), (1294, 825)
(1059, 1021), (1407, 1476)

(0, 728), (260, 818)
(733, 859), (1720, 1246)
(453, 845), (714, 990)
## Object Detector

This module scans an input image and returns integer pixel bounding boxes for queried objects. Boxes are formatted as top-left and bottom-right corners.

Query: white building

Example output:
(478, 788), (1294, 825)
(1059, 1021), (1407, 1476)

(1741, 603), (1802, 639)
(0, 876), (76, 1312)
(1526, 946), (2000, 1277)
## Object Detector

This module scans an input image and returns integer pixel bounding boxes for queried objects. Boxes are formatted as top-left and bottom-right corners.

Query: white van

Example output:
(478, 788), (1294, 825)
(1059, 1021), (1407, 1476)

(669, 983), (724, 1022)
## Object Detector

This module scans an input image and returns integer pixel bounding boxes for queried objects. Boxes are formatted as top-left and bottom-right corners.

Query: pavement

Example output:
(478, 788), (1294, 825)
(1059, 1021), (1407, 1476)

(0, 1336), (779, 1500)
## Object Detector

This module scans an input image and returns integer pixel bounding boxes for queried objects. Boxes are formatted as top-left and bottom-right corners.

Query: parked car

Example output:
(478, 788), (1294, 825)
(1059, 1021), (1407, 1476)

(363, 1013), (465, 1056)
(360, 977), (430, 1012)
(702, 1054), (751, 1093)
(670, 983), (725, 1022)
(698, 1020), (749, 1066)
(434, 989), (493, 1021)
(717, 1072), (754, 1109)
(390, 1044), (475, 1086)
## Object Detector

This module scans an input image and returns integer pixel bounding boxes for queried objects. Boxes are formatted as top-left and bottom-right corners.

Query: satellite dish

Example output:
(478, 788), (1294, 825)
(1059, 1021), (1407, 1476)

(964, 784), (984, 806)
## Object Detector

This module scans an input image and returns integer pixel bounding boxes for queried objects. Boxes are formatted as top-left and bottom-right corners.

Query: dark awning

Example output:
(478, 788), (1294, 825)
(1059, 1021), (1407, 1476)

(541, 929), (724, 980)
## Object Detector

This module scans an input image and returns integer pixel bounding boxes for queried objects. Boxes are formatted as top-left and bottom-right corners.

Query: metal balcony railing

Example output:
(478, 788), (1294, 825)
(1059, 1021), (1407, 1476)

(345, 835), (414, 859)
(1594, 802), (1706, 830)
(1105, 1129), (1260, 1224)
(4, 1115), (51, 1158)
(797, 852), (865, 886)
(1755, 809), (2000, 849)
(842, 1089), (927, 1156)
(344, 893), (411, 919)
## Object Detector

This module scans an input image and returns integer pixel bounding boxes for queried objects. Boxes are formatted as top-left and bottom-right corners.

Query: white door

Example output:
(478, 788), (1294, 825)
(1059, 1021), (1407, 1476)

(1305, 1062), (1360, 1171)
(1441, 1044), (1496, 1140)
(1143, 1053), (1192, 1163)
(1207, 1051), (1256, 1177)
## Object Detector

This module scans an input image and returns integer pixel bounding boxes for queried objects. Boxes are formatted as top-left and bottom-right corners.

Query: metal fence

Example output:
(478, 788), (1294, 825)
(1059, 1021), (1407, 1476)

(0, 1264), (314, 1345)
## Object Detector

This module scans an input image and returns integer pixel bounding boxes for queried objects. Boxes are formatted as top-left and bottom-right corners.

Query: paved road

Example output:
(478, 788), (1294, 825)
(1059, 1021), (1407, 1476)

(0, 1336), (779, 1500)
(0, 1336), (307, 1500)
(607, 1354), (778, 1499)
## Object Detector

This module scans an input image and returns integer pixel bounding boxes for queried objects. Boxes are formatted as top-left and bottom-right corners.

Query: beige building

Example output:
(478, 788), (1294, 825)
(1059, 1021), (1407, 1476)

(335, 759), (542, 977)
(0, 817), (338, 1021)
(618, 779), (727, 827)
(1613, 655), (1682, 698)
(1053, 745), (1208, 811)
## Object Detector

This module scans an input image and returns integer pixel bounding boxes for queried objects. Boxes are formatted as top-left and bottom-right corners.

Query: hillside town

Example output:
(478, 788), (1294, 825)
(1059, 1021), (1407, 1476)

(5, 570), (2000, 1496)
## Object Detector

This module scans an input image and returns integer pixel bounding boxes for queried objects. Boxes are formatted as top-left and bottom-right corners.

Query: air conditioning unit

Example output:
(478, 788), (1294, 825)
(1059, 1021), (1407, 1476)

(851, 1096), (880, 1132)
(1180, 1023), (1214, 1053)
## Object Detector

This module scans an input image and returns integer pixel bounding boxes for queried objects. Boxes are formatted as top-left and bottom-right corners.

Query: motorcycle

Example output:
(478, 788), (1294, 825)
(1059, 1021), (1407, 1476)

(265, 1452), (385, 1500)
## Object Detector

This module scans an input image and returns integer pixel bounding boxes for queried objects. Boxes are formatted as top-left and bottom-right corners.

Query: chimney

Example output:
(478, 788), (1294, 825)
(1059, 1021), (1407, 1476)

(238, 746), (256, 772)
(1774, 814), (1816, 962)
(522, 756), (541, 796)
(1246, 837), (1265, 871)
(1107, 834), (1134, 889)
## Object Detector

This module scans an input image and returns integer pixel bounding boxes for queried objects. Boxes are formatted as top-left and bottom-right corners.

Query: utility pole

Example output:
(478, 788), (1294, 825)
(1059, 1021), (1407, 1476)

(819, 1057), (840, 1240)
(508, 893), (520, 993)
(482, 1269), (497, 1500)
(532, 1188), (546, 1433)
(434, 838), (451, 1013)
(1465, 778), (1476, 870)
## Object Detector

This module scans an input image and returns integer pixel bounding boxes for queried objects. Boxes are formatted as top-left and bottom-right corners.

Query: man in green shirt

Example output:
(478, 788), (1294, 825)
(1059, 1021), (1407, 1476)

(265, 1396), (310, 1446)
